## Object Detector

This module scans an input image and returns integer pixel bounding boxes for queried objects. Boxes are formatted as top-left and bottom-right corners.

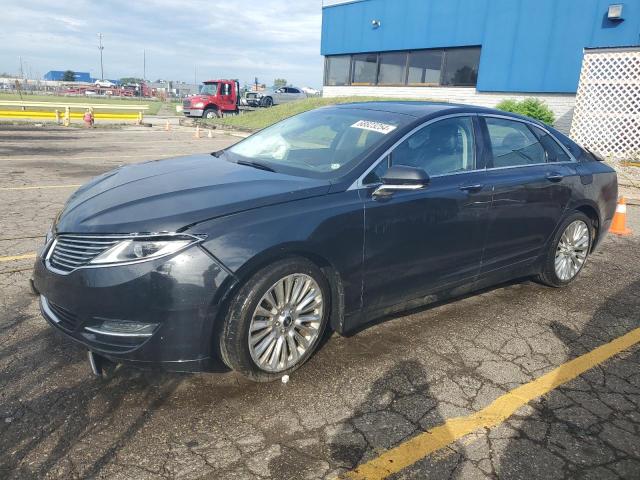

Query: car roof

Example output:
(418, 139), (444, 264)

(333, 101), (531, 122)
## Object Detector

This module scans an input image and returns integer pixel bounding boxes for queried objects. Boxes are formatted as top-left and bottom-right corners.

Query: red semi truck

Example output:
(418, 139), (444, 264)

(182, 79), (246, 118)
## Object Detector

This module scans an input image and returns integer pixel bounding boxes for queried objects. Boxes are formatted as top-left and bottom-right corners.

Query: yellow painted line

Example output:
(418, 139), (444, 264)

(345, 326), (640, 480)
(0, 253), (36, 263)
(0, 184), (81, 191)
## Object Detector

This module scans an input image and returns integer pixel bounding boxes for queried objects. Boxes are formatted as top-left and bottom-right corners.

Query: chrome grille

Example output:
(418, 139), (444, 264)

(47, 235), (129, 273)
(245, 93), (257, 99)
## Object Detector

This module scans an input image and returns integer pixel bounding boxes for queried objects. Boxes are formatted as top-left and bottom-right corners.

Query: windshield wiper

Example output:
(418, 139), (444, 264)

(211, 150), (225, 158)
(236, 159), (276, 172)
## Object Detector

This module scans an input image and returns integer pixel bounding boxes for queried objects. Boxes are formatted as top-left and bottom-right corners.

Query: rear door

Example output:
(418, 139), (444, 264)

(479, 116), (576, 274)
(288, 87), (306, 101)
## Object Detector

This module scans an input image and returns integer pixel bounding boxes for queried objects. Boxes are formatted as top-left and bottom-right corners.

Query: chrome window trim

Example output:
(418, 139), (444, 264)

(349, 112), (577, 191)
(45, 232), (204, 275)
(479, 113), (577, 163)
(348, 113), (478, 190)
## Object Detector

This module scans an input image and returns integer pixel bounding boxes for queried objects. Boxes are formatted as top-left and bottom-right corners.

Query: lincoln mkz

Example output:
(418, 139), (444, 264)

(32, 102), (617, 381)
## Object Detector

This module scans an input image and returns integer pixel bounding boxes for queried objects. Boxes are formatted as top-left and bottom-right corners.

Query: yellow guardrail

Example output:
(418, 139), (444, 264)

(0, 101), (149, 110)
(0, 100), (149, 125)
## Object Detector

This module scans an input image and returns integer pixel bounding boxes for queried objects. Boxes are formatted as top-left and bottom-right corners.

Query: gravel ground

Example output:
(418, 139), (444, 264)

(1, 125), (639, 479)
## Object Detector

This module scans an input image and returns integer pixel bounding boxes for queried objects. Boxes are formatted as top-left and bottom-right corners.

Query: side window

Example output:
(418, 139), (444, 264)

(390, 117), (476, 176)
(485, 118), (546, 168)
(221, 83), (231, 95)
(530, 126), (571, 163)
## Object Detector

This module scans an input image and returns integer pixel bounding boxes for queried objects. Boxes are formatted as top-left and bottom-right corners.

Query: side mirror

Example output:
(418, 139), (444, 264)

(374, 165), (430, 197)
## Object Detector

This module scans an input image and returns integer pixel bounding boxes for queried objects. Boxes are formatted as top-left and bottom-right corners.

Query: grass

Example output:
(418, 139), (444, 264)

(203, 96), (438, 131)
(0, 93), (163, 115)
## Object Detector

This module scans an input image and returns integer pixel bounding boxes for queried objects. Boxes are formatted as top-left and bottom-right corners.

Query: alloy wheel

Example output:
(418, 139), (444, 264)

(554, 220), (590, 281)
(248, 273), (323, 372)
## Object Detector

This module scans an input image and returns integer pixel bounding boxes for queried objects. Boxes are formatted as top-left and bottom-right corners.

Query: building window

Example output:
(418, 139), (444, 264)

(325, 55), (351, 86)
(442, 47), (481, 86)
(351, 53), (378, 85)
(378, 52), (408, 85)
(324, 46), (481, 88)
(407, 50), (443, 85)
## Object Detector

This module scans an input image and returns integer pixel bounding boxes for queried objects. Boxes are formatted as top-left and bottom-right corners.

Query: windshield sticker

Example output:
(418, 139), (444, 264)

(351, 120), (397, 135)
(331, 163), (341, 170)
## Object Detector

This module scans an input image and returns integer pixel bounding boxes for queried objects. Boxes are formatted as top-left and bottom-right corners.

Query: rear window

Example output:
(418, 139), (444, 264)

(485, 118), (546, 167)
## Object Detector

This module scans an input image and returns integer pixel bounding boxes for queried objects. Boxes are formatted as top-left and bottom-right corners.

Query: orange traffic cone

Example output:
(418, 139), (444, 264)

(193, 125), (200, 139)
(207, 129), (213, 138)
(610, 197), (632, 236)
(165, 120), (170, 131)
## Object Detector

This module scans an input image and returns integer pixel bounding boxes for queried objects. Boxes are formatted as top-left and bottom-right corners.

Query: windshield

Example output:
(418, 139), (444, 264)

(199, 83), (219, 95)
(226, 107), (411, 179)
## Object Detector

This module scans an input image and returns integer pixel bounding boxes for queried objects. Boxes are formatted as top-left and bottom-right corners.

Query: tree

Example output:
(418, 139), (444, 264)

(273, 78), (287, 88)
(62, 70), (76, 82)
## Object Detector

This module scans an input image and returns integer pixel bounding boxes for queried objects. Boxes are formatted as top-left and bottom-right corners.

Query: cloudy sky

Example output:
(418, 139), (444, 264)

(0, 0), (324, 87)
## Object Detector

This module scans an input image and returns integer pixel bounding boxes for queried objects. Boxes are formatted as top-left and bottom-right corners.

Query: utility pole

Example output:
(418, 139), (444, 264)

(143, 49), (146, 82)
(194, 65), (197, 90)
(98, 33), (104, 80)
(19, 56), (24, 79)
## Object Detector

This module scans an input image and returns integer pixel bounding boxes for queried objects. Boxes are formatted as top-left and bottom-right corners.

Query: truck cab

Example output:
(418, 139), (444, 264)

(183, 79), (241, 118)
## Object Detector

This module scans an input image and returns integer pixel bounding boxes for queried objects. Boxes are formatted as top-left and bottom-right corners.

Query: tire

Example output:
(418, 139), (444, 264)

(262, 97), (273, 108)
(219, 257), (330, 382)
(536, 211), (593, 288)
(203, 108), (220, 119)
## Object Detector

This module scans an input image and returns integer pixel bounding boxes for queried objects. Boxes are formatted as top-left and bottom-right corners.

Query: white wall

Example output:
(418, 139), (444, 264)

(323, 86), (576, 133)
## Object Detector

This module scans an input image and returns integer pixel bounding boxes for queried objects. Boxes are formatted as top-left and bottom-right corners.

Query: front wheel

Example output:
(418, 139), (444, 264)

(203, 108), (220, 119)
(219, 258), (330, 382)
(262, 97), (273, 108)
(536, 212), (592, 287)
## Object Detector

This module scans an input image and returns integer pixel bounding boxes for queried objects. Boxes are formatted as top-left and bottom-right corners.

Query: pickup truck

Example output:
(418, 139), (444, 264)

(182, 79), (244, 118)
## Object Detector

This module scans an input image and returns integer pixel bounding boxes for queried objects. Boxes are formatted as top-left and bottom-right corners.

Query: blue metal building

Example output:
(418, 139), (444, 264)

(43, 71), (93, 82)
(321, 0), (640, 94)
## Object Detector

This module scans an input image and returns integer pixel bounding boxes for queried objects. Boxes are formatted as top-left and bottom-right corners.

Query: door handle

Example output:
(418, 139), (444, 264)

(546, 173), (564, 183)
(459, 184), (484, 193)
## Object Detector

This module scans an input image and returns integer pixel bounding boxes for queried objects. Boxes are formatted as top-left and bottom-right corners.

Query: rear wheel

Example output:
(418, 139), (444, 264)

(219, 258), (329, 382)
(536, 212), (592, 287)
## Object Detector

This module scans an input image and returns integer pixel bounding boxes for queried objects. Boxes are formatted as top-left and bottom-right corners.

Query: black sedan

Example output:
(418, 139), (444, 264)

(32, 102), (618, 382)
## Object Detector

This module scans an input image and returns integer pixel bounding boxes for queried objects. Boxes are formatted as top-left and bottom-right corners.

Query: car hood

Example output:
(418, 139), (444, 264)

(188, 95), (208, 104)
(55, 154), (331, 234)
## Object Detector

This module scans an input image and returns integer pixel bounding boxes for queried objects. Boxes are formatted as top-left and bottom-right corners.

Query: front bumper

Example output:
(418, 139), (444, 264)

(33, 244), (233, 372)
(183, 108), (204, 117)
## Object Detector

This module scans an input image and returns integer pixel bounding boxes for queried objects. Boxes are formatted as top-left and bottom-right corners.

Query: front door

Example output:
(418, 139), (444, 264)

(362, 116), (492, 312)
(218, 82), (235, 111)
(479, 116), (575, 274)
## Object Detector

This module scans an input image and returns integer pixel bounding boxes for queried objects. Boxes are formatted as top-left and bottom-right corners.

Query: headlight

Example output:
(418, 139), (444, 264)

(194, 102), (204, 108)
(89, 235), (202, 265)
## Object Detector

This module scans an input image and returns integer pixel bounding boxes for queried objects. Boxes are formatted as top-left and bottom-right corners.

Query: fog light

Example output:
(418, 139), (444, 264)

(85, 319), (157, 337)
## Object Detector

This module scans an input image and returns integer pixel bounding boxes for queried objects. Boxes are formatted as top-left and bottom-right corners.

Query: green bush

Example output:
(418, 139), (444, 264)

(496, 98), (555, 125)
